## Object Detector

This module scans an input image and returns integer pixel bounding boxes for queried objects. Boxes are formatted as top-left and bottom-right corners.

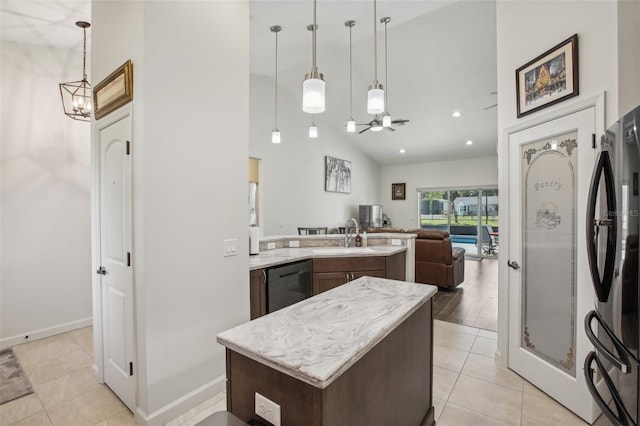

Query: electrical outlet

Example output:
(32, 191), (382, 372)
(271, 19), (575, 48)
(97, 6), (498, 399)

(267, 242), (276, 250)
(255, 392), (281, 426)
(288, 240), (300, 248)
(391, 238), (402, 246)
(223, 239), (238, 257)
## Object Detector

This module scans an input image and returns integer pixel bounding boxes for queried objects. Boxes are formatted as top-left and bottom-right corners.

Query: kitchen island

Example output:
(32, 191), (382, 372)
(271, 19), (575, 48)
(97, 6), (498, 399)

(217, 276), (437, 426)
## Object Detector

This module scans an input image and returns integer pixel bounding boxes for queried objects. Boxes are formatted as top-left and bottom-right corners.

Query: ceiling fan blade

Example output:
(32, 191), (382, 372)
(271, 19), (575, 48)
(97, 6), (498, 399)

(358, 127), (371, 134)
(385, 127), (396, 132)
(483, 104), (497, 110)
(392, 119), (409, 124)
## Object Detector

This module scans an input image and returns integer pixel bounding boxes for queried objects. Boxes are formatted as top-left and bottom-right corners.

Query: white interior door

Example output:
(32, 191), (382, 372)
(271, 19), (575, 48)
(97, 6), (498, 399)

(97, 113), (135, 412)
(508, 107), (599, 422)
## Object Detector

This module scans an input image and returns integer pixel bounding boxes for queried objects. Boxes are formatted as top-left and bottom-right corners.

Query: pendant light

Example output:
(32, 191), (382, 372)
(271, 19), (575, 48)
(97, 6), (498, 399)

(381, 17), (392, 127)
(345, 20), (356, 133)
(302, 0), (325, 114)
(309, 117), (318, 138)
(367, 0), (384, 115)
(271, 25), (282, 144)
(59, 21), (92, 121)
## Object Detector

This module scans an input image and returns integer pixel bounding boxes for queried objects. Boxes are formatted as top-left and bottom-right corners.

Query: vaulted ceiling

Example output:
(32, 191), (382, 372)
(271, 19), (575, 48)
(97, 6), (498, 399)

(1, 0), (497, 166)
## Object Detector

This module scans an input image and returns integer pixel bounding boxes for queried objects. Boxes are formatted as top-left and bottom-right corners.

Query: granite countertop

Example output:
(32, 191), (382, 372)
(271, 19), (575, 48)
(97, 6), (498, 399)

(249, 245), (407, 270)
(217, 276), (437, 389)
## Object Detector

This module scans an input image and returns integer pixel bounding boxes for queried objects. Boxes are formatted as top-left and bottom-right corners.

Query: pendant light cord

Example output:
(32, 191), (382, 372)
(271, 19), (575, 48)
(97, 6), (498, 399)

(373, 0), (378, 83)
(312, 0), (317, 71)
(349, 24), (353, 117)
(275, 29), (278, 128)
(82, 27), (88, 82)
(384, 19), (388, 109)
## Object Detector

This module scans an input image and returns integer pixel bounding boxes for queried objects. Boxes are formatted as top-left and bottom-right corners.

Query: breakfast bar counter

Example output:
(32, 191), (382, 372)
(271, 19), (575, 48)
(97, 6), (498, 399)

(217, 276), (437, 426)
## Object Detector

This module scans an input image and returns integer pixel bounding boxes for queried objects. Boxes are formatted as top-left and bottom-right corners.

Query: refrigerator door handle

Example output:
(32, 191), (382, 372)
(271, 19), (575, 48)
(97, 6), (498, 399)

(584, 310), (632, 373)
(586, 150), (618, 302)
(584, 351), (633, 426)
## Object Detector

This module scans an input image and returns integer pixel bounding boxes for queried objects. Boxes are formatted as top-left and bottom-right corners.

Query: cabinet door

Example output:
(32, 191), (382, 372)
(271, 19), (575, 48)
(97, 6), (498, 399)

(313, 272), (349, 295)
(249, 269), (266, 320)
(352, 270), (386, 281)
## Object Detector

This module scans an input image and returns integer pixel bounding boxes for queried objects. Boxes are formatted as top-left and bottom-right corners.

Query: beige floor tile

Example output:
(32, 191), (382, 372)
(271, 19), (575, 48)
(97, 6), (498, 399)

(522, 392), (589, 426)
(434, 329), (477, 352)
(34, 368), (101, 409)
(66, 327), (93, 358)
(433, 398), (446, 422)
(470, 336), (497, 358)
(478, 329), (497, 340)
(448, 375), (523, 424)
(461, 353), (524, 391)
(13, 335), (80, 367)
(0, 395), (44, 426)
(166, 392), (226, 426)
(6, 411), (52, 426)
(438, 402), (518, 426)
(435, 320), (479, 337)
(47, 387), (126, 426)
(433, 366), (459, 401)
(21, 346), (93, 386)
(93, 410), (135, 426)
(433, 345), (469, 373)
(522, 380), (547, 398)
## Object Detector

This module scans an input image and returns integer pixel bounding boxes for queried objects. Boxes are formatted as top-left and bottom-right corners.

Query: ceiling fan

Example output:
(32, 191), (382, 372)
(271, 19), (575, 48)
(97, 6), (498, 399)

(356, 115), (410, 134)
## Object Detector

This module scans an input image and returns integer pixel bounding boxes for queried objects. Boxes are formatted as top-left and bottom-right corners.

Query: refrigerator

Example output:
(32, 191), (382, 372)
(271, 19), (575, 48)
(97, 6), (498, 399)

(584, 105), (639, 425)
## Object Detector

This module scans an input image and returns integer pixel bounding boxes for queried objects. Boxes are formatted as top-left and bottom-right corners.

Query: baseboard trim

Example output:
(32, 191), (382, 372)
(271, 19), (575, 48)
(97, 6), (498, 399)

(0, 317), (93, 350)
(135, 375), (226, 426)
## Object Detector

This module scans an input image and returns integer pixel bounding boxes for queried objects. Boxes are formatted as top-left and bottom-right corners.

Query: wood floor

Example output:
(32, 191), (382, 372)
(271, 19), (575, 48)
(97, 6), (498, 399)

(432, 258), (498, 331)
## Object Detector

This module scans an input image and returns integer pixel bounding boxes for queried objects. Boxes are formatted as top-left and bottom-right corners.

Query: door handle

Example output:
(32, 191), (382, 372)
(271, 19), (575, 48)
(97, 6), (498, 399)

(96, 266), (107, 275)
(507, 260), (520, 270)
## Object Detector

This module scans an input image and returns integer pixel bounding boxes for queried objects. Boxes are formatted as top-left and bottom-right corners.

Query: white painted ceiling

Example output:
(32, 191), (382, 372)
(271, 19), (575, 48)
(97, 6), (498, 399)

(1, 0), (497, 166)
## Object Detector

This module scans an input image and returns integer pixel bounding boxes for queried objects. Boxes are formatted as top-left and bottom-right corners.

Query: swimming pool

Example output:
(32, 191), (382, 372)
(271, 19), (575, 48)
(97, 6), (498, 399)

(450, 235), (477, 244)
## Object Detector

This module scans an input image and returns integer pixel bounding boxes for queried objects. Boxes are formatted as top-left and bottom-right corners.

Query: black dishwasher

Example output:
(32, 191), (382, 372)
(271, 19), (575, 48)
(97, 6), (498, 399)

(266, 260), (312, 314)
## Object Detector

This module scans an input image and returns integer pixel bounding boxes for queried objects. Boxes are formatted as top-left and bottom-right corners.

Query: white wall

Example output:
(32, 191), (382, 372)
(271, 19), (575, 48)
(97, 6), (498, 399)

(618, 0), (640, 116)
(379, 156), (498, 230)
(0, 42), (92, 348)
(92, 1), (249, 424)
(249, 74), (381, 235)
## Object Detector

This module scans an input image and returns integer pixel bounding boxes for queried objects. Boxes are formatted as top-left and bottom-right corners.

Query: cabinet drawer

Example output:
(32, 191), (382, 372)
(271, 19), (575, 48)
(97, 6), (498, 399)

(313, 257), (385, 273)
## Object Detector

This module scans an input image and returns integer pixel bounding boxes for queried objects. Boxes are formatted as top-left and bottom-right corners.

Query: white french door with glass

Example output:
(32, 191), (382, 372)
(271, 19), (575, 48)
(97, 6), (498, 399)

(507, 106), (600, 423)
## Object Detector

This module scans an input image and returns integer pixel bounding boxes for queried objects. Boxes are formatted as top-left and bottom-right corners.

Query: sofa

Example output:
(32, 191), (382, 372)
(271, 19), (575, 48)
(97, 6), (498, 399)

(409, 229), (465, 288)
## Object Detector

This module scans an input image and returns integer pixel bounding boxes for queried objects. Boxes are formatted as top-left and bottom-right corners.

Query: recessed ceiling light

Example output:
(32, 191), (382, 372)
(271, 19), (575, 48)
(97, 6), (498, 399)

(399, 149), (405, 154)
(452, 111), (461, 118)
(466, 140), (473, 145)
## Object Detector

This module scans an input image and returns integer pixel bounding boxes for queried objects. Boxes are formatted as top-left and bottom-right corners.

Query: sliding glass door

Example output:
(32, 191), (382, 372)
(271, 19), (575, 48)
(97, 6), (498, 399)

(419, 187), (498, 258)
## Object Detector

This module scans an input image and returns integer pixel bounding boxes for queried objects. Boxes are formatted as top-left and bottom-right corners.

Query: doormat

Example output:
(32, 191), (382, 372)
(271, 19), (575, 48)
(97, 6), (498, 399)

(0, 348), (33, 405)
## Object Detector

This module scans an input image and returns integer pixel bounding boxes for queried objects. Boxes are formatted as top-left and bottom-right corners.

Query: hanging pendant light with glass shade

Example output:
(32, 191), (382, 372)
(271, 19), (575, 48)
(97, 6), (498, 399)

(59, 21), (92, 121)
(345, 20), (356, 133)
(309, 118), (318, 138)
(367, 0), (384, 115)
(302, 0), (325, 114)
(381, 17), (392, 127)
(271, 25), (282, 144)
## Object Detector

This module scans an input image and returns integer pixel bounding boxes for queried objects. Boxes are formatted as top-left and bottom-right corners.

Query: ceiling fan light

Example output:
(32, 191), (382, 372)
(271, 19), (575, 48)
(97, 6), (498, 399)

(367, 86), (385, 115)
(382, 113), (391, 127)
(371, 123), (383, 132)
(347, 118), (356, 133)
(271, 129), (281, 144)
(309, 122), (318, 138)
(302, 76), (325, 113)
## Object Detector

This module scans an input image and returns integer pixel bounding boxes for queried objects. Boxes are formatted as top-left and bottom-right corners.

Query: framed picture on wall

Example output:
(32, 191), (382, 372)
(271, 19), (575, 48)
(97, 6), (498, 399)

(516, 34), (579, 118)
(392, 183), (406, 200)
(94, 60), (133, 120)
(325, 156), (352, 193)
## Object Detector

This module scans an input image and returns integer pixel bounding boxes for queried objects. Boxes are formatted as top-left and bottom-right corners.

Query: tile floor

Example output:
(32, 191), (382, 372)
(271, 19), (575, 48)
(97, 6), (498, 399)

(1, 323), (590, 426)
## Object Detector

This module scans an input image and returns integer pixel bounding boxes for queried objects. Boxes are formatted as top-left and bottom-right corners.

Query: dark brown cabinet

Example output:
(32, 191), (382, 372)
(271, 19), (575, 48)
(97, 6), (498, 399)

(249, 268), (266, 320)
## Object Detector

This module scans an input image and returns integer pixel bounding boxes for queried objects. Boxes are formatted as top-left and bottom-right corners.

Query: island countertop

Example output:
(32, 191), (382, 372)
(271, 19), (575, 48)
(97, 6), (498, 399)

(249, 245), (407, 270)
(217, 276), (437, 389)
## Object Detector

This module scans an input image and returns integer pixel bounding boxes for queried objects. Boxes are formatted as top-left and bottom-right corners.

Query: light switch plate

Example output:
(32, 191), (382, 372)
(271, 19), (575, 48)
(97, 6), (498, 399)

(391, 239), (402, 246)
(223, 239), (238, 257)
(267, 242), (276, 250)
(289, 240), (300, 248)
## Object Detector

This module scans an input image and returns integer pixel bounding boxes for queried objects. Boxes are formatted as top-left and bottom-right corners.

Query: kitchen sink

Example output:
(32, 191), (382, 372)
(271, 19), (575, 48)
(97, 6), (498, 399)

(311, 248), (376, 255)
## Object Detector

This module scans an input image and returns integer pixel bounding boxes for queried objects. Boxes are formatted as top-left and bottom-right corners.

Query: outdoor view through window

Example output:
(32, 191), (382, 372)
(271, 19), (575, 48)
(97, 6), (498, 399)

(419, 188), (499, 257)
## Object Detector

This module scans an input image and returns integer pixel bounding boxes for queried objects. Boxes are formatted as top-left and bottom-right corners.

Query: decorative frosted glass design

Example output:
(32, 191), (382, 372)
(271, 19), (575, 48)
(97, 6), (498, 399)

(521, 131), (578, 377)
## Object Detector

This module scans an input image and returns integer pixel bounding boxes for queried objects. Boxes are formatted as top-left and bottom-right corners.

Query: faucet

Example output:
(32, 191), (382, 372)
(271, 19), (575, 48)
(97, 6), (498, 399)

(344, 218), (360, 247)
